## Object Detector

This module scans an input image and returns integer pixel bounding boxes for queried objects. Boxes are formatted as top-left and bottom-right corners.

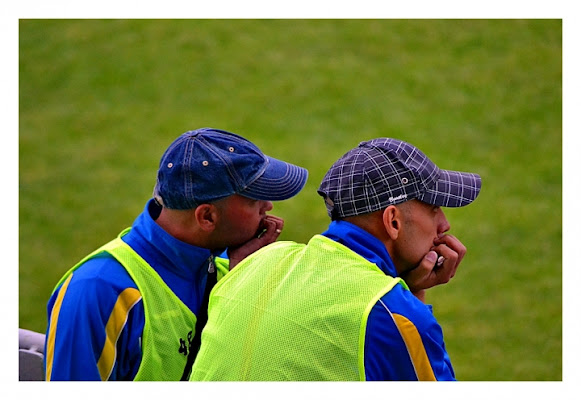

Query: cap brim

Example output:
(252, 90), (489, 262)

(239, 156), (308, 201)
(418, 169), (482, 207)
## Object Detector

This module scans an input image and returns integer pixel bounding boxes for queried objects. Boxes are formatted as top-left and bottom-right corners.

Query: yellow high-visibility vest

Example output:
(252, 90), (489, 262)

(52, 229), (202, 380)
(191, 234), (405, 381)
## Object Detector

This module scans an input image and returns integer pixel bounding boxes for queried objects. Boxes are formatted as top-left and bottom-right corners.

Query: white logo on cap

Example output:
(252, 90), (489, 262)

(389, 194), (408, 203)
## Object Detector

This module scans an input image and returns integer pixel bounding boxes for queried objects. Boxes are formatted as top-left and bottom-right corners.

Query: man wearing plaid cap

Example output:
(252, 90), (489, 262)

(191, 138), (481, 381)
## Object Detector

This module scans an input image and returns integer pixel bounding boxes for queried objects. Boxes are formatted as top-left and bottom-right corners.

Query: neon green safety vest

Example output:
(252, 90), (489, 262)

(191, 234), (407, 381)
(53, 228), (229, 381)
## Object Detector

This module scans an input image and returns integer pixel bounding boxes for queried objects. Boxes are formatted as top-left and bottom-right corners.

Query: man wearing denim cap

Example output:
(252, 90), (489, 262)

(191, 138), (481, 381)
(44, 127), (308, 381)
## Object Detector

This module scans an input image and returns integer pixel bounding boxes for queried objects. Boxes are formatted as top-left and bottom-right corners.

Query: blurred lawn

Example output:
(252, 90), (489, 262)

(19, 19), (561, 380)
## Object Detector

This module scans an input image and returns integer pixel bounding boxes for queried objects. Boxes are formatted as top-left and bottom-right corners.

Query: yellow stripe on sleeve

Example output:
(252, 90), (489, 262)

(392, 313), (437, 381)
(45, 273), (74, 381)
(96, 287), (142, 381)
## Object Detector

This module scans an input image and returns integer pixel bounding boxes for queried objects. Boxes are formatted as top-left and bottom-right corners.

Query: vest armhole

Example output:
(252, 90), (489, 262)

(357, 277), (403, 381)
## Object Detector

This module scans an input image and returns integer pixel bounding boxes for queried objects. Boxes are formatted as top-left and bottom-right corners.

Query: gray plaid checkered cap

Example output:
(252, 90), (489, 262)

(317, 138), (482, 219)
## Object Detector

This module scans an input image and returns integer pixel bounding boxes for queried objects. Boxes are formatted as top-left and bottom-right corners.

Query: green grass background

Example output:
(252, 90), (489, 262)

(19, 19), (562, 381)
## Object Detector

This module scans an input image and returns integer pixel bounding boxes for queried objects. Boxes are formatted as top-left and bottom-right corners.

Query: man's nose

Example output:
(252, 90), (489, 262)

(438, 209), (451, 234)
(262, 201), (273, 213)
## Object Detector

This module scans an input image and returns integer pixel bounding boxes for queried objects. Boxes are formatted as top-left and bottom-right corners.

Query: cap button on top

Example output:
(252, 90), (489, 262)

(401, 177), (409, 184)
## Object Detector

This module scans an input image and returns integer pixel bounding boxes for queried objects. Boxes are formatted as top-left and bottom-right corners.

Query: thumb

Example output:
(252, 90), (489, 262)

(402, 251), (437, 292)
(424, 250), (438, 265)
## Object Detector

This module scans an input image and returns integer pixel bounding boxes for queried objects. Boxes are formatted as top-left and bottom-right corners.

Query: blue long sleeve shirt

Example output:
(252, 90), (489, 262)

(44, 199), (219, 381)
(322, 220), (455, 381)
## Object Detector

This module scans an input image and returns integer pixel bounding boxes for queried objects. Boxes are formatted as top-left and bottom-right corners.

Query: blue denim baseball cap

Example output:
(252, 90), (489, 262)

(318, 138), (481, 219)
(153, 128), (308, 209)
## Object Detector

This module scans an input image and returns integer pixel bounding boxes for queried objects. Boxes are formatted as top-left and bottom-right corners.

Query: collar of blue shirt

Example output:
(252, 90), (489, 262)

(321, 219), (398, 278)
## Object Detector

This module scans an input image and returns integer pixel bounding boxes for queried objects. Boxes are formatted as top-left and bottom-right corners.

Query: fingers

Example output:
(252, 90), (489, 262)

(255, 215), (284, 245)
(265, 214), (284, 233)
(404, 248), (459, 292)
(400, 251), (438, 292)
(431, 245), (457, 278)
(227, 214), (285, 270)
(434, 234), (466, 265)
(402, 234), (467, 293)
(432, 234), (466, 280)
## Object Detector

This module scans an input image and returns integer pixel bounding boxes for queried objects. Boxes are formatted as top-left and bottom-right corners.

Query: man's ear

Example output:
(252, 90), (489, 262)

(194, 204), (219, 232)
(382, 205), (401, 240)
